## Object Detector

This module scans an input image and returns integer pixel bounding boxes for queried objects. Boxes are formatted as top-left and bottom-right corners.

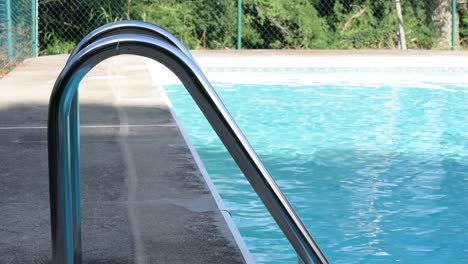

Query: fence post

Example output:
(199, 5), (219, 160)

(6, 0), (13, 67)
(31, 0), (38, 57)
(236, 0), (242, 49)
(452, 0), (457, 50)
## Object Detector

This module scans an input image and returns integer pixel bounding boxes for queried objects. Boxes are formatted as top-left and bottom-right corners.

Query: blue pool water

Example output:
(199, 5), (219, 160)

(163, 71), (467, 263)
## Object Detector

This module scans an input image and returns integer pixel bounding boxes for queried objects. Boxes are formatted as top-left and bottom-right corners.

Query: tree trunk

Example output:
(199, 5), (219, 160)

(395, 0), (407, 50)
(432, 0), (453, 48)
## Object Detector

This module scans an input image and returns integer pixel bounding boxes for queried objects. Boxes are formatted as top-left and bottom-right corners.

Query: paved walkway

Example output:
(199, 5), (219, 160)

(0, 55), (246, 263)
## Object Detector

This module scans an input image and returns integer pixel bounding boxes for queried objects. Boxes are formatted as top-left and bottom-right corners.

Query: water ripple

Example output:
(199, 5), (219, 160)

(164, 78), (468, 264)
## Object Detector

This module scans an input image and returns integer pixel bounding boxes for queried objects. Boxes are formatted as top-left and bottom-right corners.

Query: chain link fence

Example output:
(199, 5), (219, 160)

(2, 0), (468, 75)
(38, 0), (467, 54)
(38, 0), (237, 53)
(39, 0), (128, 55)
(0, 0), (38, 76)
(240, 0), (465, 49)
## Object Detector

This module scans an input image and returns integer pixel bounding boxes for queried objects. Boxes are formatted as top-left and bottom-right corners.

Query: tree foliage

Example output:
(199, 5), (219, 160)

(39, 0), (467, 53)
(460, 6), (468, 46)
(131, 0), (236, 49)
(39, 0), (128, 54)
(242, 0), (328, 48)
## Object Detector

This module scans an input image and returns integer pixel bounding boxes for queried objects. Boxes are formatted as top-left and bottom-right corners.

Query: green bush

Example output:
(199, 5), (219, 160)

(240, 0), (440, 49)
(38, 0), (455, 53)
(242, 0), (328, 49)
(39, 0), (127, 52)
(131, 0), (235, 49)
(460, 8), (468, 47)
(40, 33), (75, 55)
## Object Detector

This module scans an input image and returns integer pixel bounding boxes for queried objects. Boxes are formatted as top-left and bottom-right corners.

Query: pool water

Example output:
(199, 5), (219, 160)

(163, 72), (467, 264)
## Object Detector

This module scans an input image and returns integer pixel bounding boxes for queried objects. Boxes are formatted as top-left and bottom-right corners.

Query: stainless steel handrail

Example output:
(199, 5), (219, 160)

(68, 20), (194, 61)
(48, 34), (328, 264)
(61, 21), (197, 263)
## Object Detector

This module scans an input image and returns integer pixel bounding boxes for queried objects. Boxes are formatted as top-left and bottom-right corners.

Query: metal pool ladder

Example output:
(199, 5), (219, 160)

(47, 21), (328, 264)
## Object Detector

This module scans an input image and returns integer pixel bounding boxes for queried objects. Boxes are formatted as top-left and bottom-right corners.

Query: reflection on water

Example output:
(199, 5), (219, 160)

(165, 76), (467, 264)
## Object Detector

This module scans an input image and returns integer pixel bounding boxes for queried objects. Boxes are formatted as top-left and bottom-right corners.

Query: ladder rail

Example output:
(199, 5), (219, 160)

(68, 20), (194, 61)
(62, 21), (196, 263)
(48, 34), (328, 264)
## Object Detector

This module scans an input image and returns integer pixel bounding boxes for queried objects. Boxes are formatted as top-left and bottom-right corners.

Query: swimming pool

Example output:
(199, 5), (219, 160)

(158, 66), (467, 263)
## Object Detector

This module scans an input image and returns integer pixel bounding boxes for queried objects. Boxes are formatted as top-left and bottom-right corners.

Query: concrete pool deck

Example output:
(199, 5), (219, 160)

(0, 55), (249, 263)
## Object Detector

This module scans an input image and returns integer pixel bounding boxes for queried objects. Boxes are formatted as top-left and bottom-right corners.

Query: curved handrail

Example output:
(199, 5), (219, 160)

(62, 21), (197, 261)
(68, 20), (194, 61)
(48, 34), (328, 264)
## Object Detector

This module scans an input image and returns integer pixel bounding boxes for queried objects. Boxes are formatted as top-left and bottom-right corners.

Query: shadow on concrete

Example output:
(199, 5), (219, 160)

(0, 103), (244, 264)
